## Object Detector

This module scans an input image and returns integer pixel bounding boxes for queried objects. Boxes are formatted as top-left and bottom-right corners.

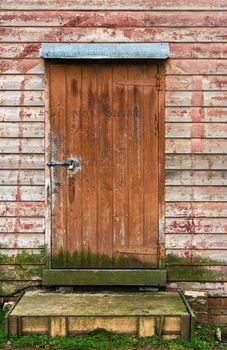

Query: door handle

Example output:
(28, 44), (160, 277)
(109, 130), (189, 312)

(47, 160), (80, 170)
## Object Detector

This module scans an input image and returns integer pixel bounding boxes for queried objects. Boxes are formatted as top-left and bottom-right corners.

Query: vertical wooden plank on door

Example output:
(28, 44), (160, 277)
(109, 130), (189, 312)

(65, 64), (82, 267)
(97, 64), (113, 266)
(127, 64), (144, 266)
(143, 64), (159, 266)
(112, 65), (129, 265)
(50, 64), (67, 268)
(81, 64), (98, 266)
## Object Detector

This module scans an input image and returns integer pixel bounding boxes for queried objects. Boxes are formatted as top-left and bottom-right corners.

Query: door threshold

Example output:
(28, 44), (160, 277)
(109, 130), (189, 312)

(43, 269), (166, 287)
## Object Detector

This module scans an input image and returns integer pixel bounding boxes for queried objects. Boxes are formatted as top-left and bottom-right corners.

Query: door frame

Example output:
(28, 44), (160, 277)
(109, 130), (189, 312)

(44, 58), (166, 283)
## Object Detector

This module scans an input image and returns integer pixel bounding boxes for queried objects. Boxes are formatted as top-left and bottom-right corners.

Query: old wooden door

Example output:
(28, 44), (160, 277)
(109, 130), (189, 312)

(49, 61), (162, 269)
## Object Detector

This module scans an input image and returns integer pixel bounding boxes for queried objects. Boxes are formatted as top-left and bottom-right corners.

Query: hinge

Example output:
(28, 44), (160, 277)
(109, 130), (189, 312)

(156, 74), (161, 90)
(158, 241), (165, 269)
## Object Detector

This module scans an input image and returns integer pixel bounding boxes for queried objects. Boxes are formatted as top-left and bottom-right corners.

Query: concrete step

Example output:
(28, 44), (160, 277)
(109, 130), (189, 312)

(5, 291), (194, 339)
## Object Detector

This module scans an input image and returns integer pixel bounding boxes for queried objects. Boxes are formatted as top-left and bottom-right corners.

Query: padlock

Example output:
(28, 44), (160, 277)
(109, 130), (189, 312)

(68, 164), (74, 170)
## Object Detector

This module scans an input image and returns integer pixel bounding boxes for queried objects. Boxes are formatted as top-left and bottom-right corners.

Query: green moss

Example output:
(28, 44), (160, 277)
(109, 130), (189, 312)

(0, 250), (46, 265)
(1, 308), (226, 350)
(52, 249), (158, 269)
(165, 254), (226, 266)
(167, 266), (227, 282)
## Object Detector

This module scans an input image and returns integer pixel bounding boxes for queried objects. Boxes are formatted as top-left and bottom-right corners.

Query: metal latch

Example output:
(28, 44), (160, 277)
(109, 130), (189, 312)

(47, 160), (80, 170)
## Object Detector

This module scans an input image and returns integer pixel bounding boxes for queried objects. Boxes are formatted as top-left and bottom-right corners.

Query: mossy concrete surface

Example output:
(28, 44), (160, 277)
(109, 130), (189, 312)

(6, 291), (193, 339)
(10, 291), (188, 316)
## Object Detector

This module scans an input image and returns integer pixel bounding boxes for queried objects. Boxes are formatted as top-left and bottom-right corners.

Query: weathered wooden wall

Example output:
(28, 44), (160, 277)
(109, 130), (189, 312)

(0, 0), (227, 296)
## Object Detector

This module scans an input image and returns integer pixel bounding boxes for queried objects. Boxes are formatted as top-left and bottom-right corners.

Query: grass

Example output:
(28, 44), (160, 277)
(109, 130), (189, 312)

(1, 308), (227, 350)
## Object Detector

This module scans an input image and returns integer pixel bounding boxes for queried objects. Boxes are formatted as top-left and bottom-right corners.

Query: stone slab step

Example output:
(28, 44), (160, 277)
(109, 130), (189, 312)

(5, 291), (194, 339)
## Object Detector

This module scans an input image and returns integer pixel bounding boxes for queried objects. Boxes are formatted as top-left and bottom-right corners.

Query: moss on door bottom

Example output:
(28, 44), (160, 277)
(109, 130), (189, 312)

(52, 249), (158, 269)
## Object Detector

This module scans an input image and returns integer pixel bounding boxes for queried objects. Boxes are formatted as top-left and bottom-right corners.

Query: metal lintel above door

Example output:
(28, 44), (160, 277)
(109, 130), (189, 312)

(41, 43), (170, 59)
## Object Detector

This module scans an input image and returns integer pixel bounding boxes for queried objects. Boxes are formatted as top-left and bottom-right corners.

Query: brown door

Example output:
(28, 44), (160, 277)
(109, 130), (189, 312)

(49, 61), (162, 269)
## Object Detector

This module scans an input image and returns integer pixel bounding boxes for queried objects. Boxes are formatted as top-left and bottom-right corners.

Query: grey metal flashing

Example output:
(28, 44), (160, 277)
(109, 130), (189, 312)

(41, 43), (169, 59)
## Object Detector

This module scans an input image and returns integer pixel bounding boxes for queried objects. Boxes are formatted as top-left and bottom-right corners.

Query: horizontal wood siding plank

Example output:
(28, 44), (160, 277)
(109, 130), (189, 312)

(0, 122), (44, 137)
(0, 264), (42, 281)
(2, 43), (227, 59)
(1, 59), (44, 74)
(0, 248), (44, 263)
(0, 186), (45, 201)
(166, 234), (227, 249)
(166, 123), (227, 138)
(0, 44), (41, 59)
(0, 233), (44, 248)
(0, 155), (44, 169)
(0, 139), (44, 154)
(168, 266), (227, 282)
(2, 11), (227, 27)
(166, 92), (227, 107)
(0, 217), (44, 232)
(0, 75), (44, 90)
(0, 170), (44, 185)
(166, 76), (227, 91)
(166, 249), (227, 264)
(166, 202), (227, 218)
(2, 0), (227, 10)
(0, 202), (45, 217)
(1, 91), (44, 106)
(166, 170), (227, 185)
(166, 218), (227, 233)
(0, 43), (227, 59)
(167, 282), (227, 295)
(166, 139), (227, 154)
(166, 186), (227, 201)
(170, 44), (227, 59)
(0, 281), (41, 295)
(166, 60), (227, 75)
(2, 27), (227, 43)
(165, 107), (227, 123)
(166, 155), (227, 170)
(0, 107), (44, 121)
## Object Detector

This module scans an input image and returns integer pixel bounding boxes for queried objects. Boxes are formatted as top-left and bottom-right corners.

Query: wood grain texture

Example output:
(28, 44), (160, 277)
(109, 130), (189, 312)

(0, 233), (44, 248)
(2, 43), (227, 59)
(166, 218), (227, 234)
(0, 122), (44, 137)
(166, 202), (227, 218)
(169, 44), (227, 59)
(0, 139), (44, 153)
(166, 92), (227, 107)
(166, 186), (227, 202)
(0, 217), (44, 232)
(166, 76), (227, 91)
(166, 60), (227, 75)
(166, 123), (227, 138)
(166, 139), (227, 154)
(0, 155), (44, 169)
(166, 234), (227, 249)
(1, 1), (227, 293)
(1, 59), (44, 74)
(0, 75), (44, 90)
(2, 0), (227, 10)
(0, 107), (44, 121)
(0, 170), (44, 184)
(166, 170), (227, 185)
(166, 155), (227, 170)
(2, 11), (227, 27)
(0, 202), (45, 217)
(0, 186), (44, 201)
(50, 62), (161, 268)
(1, 91), (44, 106)
(166, 108), (227, 122)
(2, 27), (227, 43)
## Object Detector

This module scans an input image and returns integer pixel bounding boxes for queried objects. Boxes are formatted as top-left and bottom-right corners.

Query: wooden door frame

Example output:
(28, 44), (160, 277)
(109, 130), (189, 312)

(44, 59), (166, 284)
